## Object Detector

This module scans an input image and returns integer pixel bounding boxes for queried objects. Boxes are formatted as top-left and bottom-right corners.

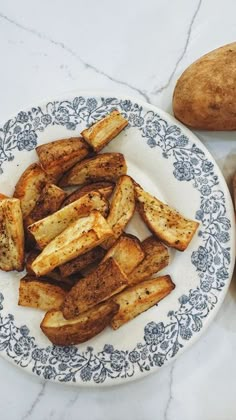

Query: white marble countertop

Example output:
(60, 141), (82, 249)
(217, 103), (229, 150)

(0, 1), (235, 419)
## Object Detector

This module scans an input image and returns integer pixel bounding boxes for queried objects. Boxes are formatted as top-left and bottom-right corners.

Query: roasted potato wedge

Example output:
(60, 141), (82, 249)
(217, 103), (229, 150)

(61, 181), (114, 207)
(102, 175), (135, 249)
(13, 163), (47, 218)
(129, 236), (169, 285)
(81, 110), (128, 152)
(41, 301), (119, 345)
(59, 153), (127, 187)
(0, 193), (8, 200)
(18, 276), (67, 311)
(31, 211), (113, 276)
(59, 246), (105, 277)
(62, 257), (128, 319)
(28, 191), (109, 248)
(0, 198), (24, 271)
(36, 137), (90, 182)
(24, 184), (66, 227)
(111, 275), (175, 329)
(135, 183), (199, 251)
(102, 234), (144, 274)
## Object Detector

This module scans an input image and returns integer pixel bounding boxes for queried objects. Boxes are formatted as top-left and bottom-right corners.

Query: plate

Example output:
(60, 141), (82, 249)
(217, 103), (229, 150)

(0, 93), (235, 386)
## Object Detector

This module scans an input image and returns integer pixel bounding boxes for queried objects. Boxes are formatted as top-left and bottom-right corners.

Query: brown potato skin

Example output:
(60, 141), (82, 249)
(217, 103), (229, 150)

(59, 246), (106, 277)
(173, 43), (236, 130)
(61, 182), (114, 207)
(41, 301), (119, 345)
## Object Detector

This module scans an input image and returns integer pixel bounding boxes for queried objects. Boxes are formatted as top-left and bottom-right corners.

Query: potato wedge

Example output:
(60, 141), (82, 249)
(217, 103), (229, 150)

(102, 175), (135, 249)
(111, 275), (175, 329)
(0, 193), (8, 200)
(31, 211), (113, 276)
(61, 181), (114, 207)
(129, 236), (169, 285)
(41, 301), (119, 345)
(62, 257), (128, 319)
(59, 153), (127, 187)
(59, 246), (105, 277)
(18, 276), (67, 311)
(102, 234), (144, 274)
(24, 184), (66, 227)
(13, 163), (47, 218)
(81, 110), (128, 152)
(135, 183), (199, 251)
(28, 191), (109, 248)
(0, 198), (24, 271)
(36, 137), (90, 182)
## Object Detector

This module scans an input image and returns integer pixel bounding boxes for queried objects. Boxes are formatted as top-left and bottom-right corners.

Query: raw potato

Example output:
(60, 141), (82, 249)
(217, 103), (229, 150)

(59, 246), (106, 277)
(18, 276), (67, 311)
(61, 181), (114, 207)
(0, 198), (24, 271)
(129, 236), (169, 285)
(102, 175), (135, 249)
(13, 163), (47, 218)
(173, 42), (236, 130)
(102, 234), (145, 274)
(36, 137), (90, 182)
(59, 153), (127, 187)
(41, 301), (119, 345)
(62, 257), (128, 319)
(31, 211), (113, 276)
(135, 183), (199, 251)
(111, 275), (175, 329)
(81, 110), (128, 152)
(24, 184), (66, 227)
(28, 191), (109, 248)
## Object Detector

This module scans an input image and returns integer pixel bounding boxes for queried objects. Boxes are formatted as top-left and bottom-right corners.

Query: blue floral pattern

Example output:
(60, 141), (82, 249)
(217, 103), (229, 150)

(0, 96), (233, 384)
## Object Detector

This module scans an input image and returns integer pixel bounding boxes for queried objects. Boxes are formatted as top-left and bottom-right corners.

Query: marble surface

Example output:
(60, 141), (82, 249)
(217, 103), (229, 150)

(0, 0), (235, 419)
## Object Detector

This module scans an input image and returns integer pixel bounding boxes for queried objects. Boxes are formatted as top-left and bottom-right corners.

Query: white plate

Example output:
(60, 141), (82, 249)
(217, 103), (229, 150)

(0, 92), (235, 386)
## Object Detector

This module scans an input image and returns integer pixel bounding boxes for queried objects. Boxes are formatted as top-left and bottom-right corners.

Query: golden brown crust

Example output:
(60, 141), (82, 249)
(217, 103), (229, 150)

(36, 137), (90, 182)
(59, 246), (106, 277)
(61, 182), (115, 207)
(59, 153), (127, 187)
(18, 276), (67, 311)
(111, 275), (175, 329)
(13, 163), (47, 218)
(0, 198), (25, 271)
(129, 236), (169, 285)
(31, 211), (113, 276)
(135, 184), (199, 251)
(81, 110), (128, 152)
(40, 301), (119, 346)
(173, 42), (236, 130)
(62, 257), (128, 318)
(102, 175), (135, 249)
(28, 191), (109, 249)
(102, 234), (145, 274)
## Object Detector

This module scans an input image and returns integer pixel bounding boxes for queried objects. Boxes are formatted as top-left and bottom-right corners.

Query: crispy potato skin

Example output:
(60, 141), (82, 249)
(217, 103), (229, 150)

(111, 275), (175, 329)
(13, 163), (47, 218)
(0, 198), (25, 271)
(28, 191), (109, 249)
(173, 43), (236, 130)
(41, 301), (119, 345)
(102, 234), (145, 274)
(135, 183), (199, 251)
(59, 246), (105, 277)
(129, 236), (169, 285)
(61, 182), (114, 207)
(31, 211), (113, 276)
(18, 276), (66, 311)
(59, 153), (127, 187)
(36, 137), (90, 182)
(24, 184), (66, 227)
(62, 257), (128, 318)
(102, 175), (135, 249)
(81, 110), (128, 152)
